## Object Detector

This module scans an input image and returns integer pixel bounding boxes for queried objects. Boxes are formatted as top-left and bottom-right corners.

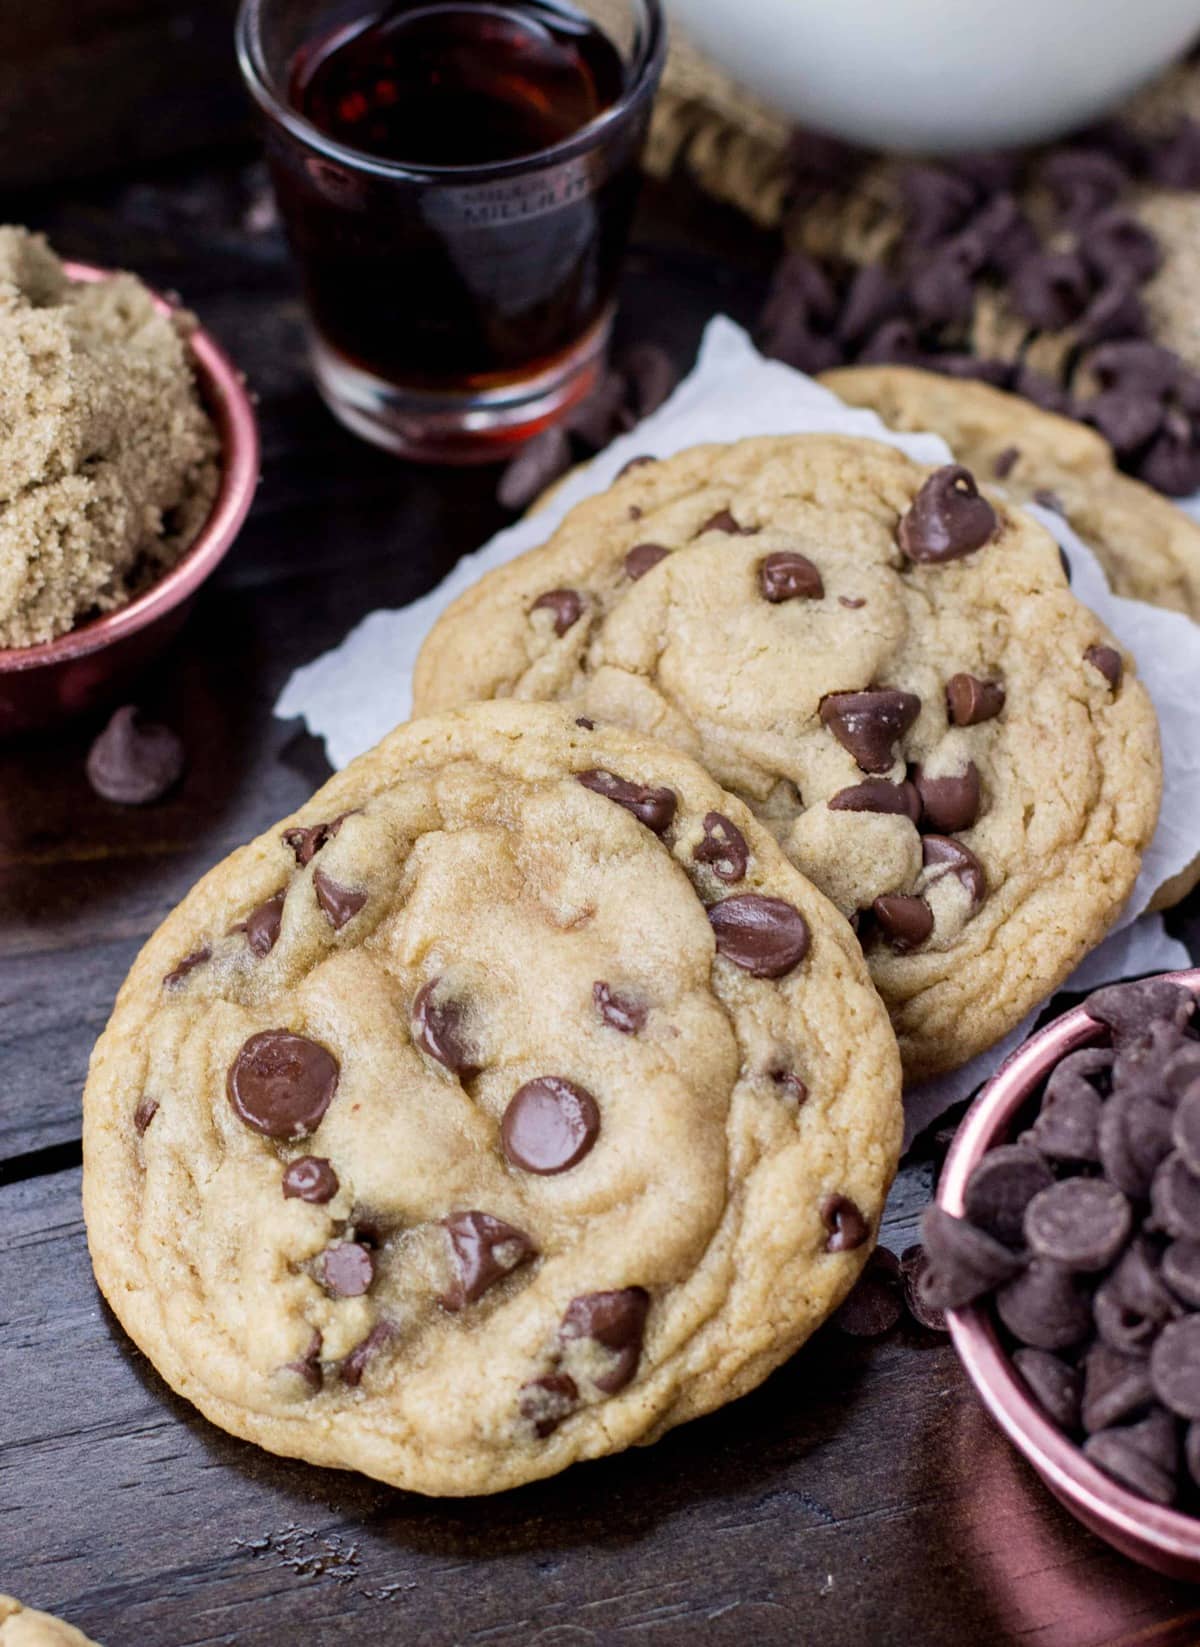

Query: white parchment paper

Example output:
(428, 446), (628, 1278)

(277, 318), (1199, 1140)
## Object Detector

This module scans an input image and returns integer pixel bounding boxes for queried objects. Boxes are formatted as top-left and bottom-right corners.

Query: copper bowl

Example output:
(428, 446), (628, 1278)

(0, 261), (260, 735)
(940, 967), (1200, 1580)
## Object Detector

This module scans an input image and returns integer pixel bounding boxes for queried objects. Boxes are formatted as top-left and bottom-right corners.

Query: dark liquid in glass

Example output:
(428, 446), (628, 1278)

(272, 1), (639, 390)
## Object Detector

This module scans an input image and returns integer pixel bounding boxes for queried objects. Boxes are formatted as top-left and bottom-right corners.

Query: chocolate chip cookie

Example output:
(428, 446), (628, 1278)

(820, 365), (1200, 619)
(82, 701), (901, 1496)
(413, 435), (1162, 1080)
(0, 1596), (100, 1647)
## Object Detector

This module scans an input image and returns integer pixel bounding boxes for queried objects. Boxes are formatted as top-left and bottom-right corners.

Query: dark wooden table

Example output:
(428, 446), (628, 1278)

(4, 141), (1200, 1647)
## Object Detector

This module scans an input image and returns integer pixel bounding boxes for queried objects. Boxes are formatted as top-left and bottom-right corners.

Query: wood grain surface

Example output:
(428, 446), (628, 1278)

(2, 142), (1200, 1647)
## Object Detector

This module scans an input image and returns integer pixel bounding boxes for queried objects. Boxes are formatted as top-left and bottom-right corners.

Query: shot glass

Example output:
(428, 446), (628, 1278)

(236, 0), (665, 463)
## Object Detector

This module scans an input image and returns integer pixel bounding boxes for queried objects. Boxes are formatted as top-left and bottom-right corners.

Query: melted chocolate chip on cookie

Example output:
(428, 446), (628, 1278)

(898, 466), (997, 563)
(759, 551), (824, 603)
(282, 812), (353, 867)
(1085, 645), (1124, 690)
(828, 779), (921, 821)
(693, 811), (749, 882)
(708, 895), (810, 978)
(922, 835), (986, 907)
(283, 1156), (339, 1204)
(501, 1077), (600, 1174)
(237, 891), (286, 957)
(819, 689), (921, 773)
(700, 508), (757, 536)
(593, 981), (647, 1035)
(163, 946), (211, 990)
(321, 1241), (375, 1297)
(530, 588), (585, 636)
(313, 869), (367, 930)
(822, 1195), (869, 1252)
(576, 769), (676, 834)
(946, 673), (1005, 726)
(561, 1287), (650, 1393)
(520, 1372), (578, 1436)
(228, 1030), (340, 1140)
(413, 979), (480, 1078)
(134, 1096), (159, 1135)
(871, 894), (934, 952)
(914, 762), (982, 833)
(624, 543), (670, 581)
(441, 1211), (537, 1310)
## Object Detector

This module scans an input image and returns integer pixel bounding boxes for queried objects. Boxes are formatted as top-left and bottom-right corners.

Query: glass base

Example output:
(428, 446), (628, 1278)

(310, 311), (613, 464)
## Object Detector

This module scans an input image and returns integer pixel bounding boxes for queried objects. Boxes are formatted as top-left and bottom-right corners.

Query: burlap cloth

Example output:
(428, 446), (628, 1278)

(649, 33), (1200, 370)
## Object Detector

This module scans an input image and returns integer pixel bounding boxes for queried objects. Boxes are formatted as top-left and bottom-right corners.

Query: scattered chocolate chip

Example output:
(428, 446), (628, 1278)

(530, 588), (585, 637)
(1138, 415), (1200, 496)
(900, 1244), (948, 1333)
(313, 869), (366, 930)
(1084, 644), (1123, 691)
(1163, 1240), (1200, 1309)
(497, 426), (572, 510)
(1082, 1342), (1153, 1433)
(946, 673), (1005, 726)
(561, 1287), (650, 1392)
(624, 542), (670, 581)
(964, 1144), (1054, 1247)
(576, 768), (676, 834)
(764, 248), (841, 328)
(412, 979), (479, 1079)
(321, 1241), (374, 1297)
(1086, 978), (1194, 1041)
(921, 835), (987, 907)
(441, 1211), (536, 1310)
(1040, 148), (1128, 223)
(520, 1372), (578, 1436)
(920, 1206), (1024, 1308)
(1031, 1048), (1110, 1162)
(914, 762), (982, 833)
(1077, 280), (1148, 347)
(910, 246), (976, 326)
(996, 1260), (1093, 1351)
(238, 892), (286, 957)
(282, 812), (352, 867)
(283, 1156), (339, 1203)
(1084, 1410), (1178, 1504)
(593, 980), (647, 1035)
(693, 811), (750, 882)
(993, 447), (1020, 480)
(1011, 250), (1093, 330)
(819, 688), (921, 772)
(1084, 209), (1161, 285)
(340, 1322), (391, 1387)
(1086, 388), (1162, 455)
(700, 508), (757, 536)
(227, 1030), (339, 1141)
(1151, 1316), (1200, 1420)
(1087, 340), (1179, 396)
(708, 894), (810, 979)
(134, 1096), (159, 1136)
(1017, 1348), (1083, 1431)
(1013, 367), (1073, 416)
(501, 1077), (600, 1174)
(837, 264), (906, 345)
(900, 164), (977, 244)
(1024, 1178), (1132, 1271)
(821, 1194), (869, 1253)
(86, 706), (186, 805)
(831, 1248), (902, 1337)
(899, 466), (997, 564)
(829, 778), (921, 821)
(871, 894), (934, 952)
(1151, 1153), (1200, 1240)
(163, 946), (211, 990)
(858, 318), (922, 366)
(759, 551), (824, 603)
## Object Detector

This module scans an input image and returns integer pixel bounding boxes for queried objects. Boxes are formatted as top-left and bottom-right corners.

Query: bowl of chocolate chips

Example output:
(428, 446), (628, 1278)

(928, 971), (1200, 1578)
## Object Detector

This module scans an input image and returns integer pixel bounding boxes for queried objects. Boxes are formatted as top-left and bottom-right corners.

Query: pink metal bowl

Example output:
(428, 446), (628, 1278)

(0, 261), (260, 735)
(940, 967), (1200, 1580)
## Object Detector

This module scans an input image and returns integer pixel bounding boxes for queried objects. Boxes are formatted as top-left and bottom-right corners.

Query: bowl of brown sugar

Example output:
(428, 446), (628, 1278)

(0, 228), (259, 734)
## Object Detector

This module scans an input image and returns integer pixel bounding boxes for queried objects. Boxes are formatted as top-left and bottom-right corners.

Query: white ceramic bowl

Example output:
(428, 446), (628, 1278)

(670, 0), (1200, 153)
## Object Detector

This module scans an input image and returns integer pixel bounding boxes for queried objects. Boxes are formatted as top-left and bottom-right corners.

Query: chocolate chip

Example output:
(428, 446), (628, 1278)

(914, 762), (981, 833)
(1100, 1090), (1174, 1200)
(772, 1068), (808, 1106)
(501, 1077), (600, 1174)
(1084, 1409), (1179, 1504)
(821, 1194), (869, 1253)
(1084, 209), (1161, 285)
(964, 1144), (1054, 1247)
(839, 595), (866, 609)
(576, 767), (676, 835)
(899, 466), (997, 564)
(1163, 1240), (1200, 1309)
(910, 248), (976, 326)
(163, 947), (210, 990)
(829, 778), (921, 821)
(412, 978), (479, 1080)
(520, 1372), (578, 1436)
(227, 1030), (339, 1141)
(593, 981), (646, 1035)
(530, 588), (585, 637)
(1084, 644), (1123, 691)
(819, 688), (921, 772)
(313, 869), (366, 930)
(1150, 1316), (1200, 1420)
(831, 1249), (902, 1338)
(1013, 366), (1073, 416)
(1011, 250), (1093, 330)
(575, 716), (595, 730)
(1137, 417), (1200, 496)
(283, 1156), (339, 1203)
(1173, 1086), (1200, 1176)
(900, 164), (977, 243)
(763, 248), (840, 328)
(618, 342), (678, 419)
(624, 542), (670, 581)
(1086, 388), (1162, 455)
(708, 894), (810, 979)
(992, 448), (1021, 481)
(497, 426), (572, 510)
(946, 673), (1005, 726)
(287, 1330), (324, 1392)
(921, 835), (986, 907)
(441, 1211), (536, 1310)
(759, 551), (824, 603)
(561, 1287), (650, 1392)
(321, 1241), (374, 1297)
(1151, 1153), (1200, 1241)
(1016, 1348), (1083, 1431)
(837, 264), (906, 346)
(901, 1244), (948, 1333)
(134, 1096), (159, 1135)
(340, 1322), (391, 1387)
(1040, 148), (1127, 224)
(1086, 978), (1194, 1041)
(282, 812), (352, 868)
(85, 705), (185, 805)
(1082, 1343), (1153, 1434)
(238, 892), (285, 957)
(871, 894), (934, 953)
(1088, 340), (1180, 396)
(1024, 1178), (1132, 1271)
(1147, 118), (1200, 188)
(1094, 1242), (1180, 1353)
(693, 811), (749, 882)
(617, 454), (655, 479)
(1031, 1048), (1109, 1162)
(1077, 281), (1148, 348)
(700, 508), (757, 536)
(996, 1260), (1093, 1351)
(858, 318), (922, 367)
(919, 1206), (1024, 1308)
(1167, 1045), (1200, 1103)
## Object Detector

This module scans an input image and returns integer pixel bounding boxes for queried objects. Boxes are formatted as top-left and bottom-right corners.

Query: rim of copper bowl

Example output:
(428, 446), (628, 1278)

(940, 967), (1200, 1565)
(0, 260), (260, 675)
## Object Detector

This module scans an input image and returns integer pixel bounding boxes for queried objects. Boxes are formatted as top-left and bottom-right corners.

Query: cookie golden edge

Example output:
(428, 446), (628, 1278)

(82, 700), (902, 1497)
(412, 436), (1163, 1084)
(0, 1595), (101, 1647)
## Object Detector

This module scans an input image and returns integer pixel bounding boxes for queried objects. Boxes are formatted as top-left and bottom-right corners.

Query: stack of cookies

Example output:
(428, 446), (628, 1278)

(83, 429), (1167, 1495)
